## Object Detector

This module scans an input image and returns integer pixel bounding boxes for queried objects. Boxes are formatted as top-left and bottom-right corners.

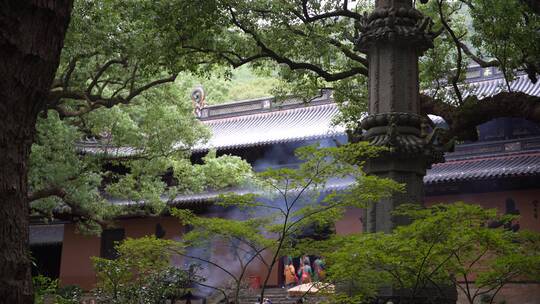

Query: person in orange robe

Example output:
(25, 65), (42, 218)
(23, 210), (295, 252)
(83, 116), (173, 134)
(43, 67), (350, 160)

(284, 260), (297, 287)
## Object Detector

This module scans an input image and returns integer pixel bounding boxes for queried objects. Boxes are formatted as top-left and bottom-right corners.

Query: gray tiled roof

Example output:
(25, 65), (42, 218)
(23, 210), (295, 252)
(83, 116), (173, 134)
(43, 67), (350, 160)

(187, 72), (540, 151)
(463, 73), (540, 99)
(194, 101), (346, 151)
(172, 138), (540, 203)
(29, 224), (64, 246)
(425, 152), (540, 185)
(76, 98), (447, 154)
(193, 99), (451, 151)
(425, 137), (540, 185)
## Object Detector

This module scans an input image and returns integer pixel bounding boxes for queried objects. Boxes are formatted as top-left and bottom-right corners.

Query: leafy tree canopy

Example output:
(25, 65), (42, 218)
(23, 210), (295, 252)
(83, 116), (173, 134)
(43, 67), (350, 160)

(29, 0), (255, 233)
(168, 0), (540, 141)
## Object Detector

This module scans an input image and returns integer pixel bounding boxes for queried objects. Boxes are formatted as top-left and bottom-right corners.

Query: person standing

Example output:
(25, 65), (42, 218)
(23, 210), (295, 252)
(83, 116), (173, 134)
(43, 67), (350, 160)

(297, 257), (313, 284)
(313, 257), (326, 281)
(284, 260), (297, 288)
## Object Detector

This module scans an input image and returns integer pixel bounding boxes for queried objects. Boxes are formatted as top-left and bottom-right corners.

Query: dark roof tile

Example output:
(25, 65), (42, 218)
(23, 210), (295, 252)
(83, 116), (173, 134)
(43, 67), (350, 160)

(425, 152), (540, 184)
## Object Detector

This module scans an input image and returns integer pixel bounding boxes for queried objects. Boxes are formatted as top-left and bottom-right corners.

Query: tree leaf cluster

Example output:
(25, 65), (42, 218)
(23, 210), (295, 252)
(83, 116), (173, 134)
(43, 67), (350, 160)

(29, 0), (266, 233)
(323, 203), (540, 303)
(92, 236), (199, 304)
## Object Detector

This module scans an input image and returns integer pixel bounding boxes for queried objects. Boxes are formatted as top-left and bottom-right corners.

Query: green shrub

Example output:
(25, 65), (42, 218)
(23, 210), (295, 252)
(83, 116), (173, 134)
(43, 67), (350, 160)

(33, 275), (81, 304)
(92, 236), (201, 304)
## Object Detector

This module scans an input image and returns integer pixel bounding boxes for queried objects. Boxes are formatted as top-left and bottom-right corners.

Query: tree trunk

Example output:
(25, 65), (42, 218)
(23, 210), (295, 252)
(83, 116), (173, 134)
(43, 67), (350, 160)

(0, 1), (73, 303)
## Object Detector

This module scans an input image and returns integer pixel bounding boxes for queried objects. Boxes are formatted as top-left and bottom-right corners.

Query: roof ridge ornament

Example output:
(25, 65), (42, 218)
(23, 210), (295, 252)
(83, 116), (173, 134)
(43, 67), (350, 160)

(191, 85), (206, 117)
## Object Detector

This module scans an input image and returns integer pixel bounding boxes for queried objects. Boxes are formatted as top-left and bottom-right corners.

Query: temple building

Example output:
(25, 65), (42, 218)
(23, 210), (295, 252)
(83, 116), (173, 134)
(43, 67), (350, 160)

(30, 66), (540, 303)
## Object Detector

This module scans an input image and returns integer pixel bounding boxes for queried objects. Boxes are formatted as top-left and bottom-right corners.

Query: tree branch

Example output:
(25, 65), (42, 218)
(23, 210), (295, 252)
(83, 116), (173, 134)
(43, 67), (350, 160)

(459, 42), (499, 68)
(296, 0), (364, 23)
(28, 186), (67, 202)
(130, 74), (177, 100)
(57, 52), (100, 89)
(48, 74), (178, 118)
(86, 57), (127, 95)
(284, 23), (368, 67)
(420, 91), (540, 141)
(29, 185), (108, 226)
(438, 0), (464, 104)
(183, 45), (268, 68)
(228, 7), (367, 80)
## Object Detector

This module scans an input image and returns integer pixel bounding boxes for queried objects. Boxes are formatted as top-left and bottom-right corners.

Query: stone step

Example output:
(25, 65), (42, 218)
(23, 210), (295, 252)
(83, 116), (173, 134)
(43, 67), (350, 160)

(238, 288), (296, 304)
(238, 300), (300, 304)
(238, 296), (319, 304)
(240, 297), (296, 302)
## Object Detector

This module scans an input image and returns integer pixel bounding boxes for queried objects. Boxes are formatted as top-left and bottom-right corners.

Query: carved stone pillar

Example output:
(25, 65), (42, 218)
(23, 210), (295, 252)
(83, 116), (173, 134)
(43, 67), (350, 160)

(358, 0), (441, 233)
(357, 0), (456, 302)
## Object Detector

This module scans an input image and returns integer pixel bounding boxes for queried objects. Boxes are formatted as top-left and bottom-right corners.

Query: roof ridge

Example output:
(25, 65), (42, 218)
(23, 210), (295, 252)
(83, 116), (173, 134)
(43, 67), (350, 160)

(202, 102), (337, 123)
(436, 151), (540, 166)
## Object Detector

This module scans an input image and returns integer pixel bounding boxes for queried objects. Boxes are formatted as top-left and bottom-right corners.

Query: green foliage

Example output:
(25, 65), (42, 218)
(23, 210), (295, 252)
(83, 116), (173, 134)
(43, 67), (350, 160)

(195, 151), (253, 190)
(61, 0), (211, 89)
(418, 0), (468, 103)
(174, 66), (280, 105)
(30, 85), (252, 233)
(324, 203), (540, 303)
(28, 0), (257, 233)
(33, 275), (58, 304)
(169, 0), (376, 127)
(92, 236), (198, 304)
(418, 0), (540, 102)
(468, 0), (540, 79)
(162, 0), (540, 133)
(33, 275), (82, 304)
(170, 142), (401, 302)
(30, 111), (119, 234)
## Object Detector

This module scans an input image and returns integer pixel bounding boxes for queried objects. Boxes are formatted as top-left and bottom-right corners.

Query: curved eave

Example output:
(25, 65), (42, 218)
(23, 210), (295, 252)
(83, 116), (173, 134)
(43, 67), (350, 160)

(425, 151), (540, 185)
(192, 103), (346, 152)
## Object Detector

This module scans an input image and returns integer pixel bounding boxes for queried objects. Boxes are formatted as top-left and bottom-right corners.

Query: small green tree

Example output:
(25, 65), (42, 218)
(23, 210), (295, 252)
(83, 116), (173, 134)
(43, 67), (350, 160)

(324, 203), (540, 304)
(171, 142), (401, 303)
(92, 236), (199, 304)
(32, 275), (82, 304)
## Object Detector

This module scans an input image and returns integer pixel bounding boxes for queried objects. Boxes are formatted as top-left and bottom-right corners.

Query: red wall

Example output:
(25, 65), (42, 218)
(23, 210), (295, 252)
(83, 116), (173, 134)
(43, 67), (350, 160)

(426, 189), (540, 303)
(426, 189), (540, 232)
(59, 216), (184, 290)
(59, 225), (100, 289)
(335, 207), (364, 235)
(59, 189), (540, 291)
